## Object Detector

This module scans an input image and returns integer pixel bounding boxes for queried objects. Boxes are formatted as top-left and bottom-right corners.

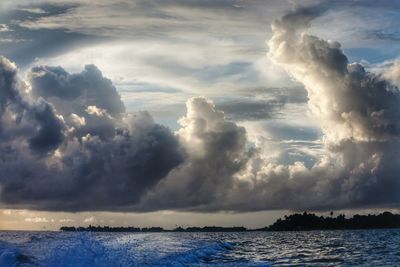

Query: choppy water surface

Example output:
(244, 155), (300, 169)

(0, 229), (399, 266)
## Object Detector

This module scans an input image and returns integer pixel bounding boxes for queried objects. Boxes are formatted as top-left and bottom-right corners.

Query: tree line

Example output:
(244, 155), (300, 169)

(60, 211), (400, 232)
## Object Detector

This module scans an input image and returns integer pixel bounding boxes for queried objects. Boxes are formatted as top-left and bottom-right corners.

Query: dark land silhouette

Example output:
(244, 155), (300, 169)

(264, 211), (400, 231)
(60, 211), (400, 232)
(60, 225), (247, 232)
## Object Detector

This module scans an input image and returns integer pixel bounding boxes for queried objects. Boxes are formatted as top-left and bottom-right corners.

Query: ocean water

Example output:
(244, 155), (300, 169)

(0, 230), (399, 266)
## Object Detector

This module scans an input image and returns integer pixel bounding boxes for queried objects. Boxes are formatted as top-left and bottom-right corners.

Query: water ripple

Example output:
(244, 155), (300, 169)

(0, 229), (399, 266)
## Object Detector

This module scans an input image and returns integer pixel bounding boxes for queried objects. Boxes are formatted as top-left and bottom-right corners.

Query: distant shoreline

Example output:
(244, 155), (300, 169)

(60, 211), (400, 232)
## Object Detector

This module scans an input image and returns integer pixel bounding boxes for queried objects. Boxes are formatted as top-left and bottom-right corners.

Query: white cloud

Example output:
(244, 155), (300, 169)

(2, 210), (12, 215)
(18, 7), (47, 14)
(68, 113), (86, 128)
(0, 24), (10, 32)
(86, 105), (111, 118)
(24, 217), (49, 223)
(83, 216), (96, 223)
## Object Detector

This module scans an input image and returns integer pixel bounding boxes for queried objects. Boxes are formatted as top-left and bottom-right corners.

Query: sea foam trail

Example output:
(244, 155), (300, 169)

(0, 232), (242, 267)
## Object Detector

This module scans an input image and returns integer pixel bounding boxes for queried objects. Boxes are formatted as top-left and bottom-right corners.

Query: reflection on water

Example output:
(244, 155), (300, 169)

(0, 229), (399, 266)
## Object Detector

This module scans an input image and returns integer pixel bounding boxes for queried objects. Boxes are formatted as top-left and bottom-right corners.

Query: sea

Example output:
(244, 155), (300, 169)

(0, 229), (399, 266)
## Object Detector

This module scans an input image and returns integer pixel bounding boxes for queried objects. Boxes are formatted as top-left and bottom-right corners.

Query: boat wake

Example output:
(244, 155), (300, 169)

(0, 232), (245, 267)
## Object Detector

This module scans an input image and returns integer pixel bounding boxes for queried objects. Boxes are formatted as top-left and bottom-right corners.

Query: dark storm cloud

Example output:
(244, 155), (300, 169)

(0, 57), (183, 211)
(0, 115), (183, 211)
(29, 64), (126, 141)
(0, 57), (20, 113)
(0, 57), (65, 154)
(30, 65), (125, 117)
(27, 99), (65, 154)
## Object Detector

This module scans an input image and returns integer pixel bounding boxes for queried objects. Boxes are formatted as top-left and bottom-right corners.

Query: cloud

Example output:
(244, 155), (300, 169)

(381, 60), (400, 88)
(216, 99), (285, 121)
(29, 64), (125, 118)
(0, 57), (66, 155)
(262, 121), (321, 142)
(136, 6), (400, 212)
(134, 96), (329, 212)
(17, 7), (47, 14)
(269, 8), (400, 144)
(83, 216), (96, 223)
(214, 87), (308, 121)
(8, 0), (301, 99)
(2, 1), (400, 213)
(15, 0), (290, 39)
(365, 30), (400, 42)
(0, 24), (10, 32)
(265, 6), (400, 209)
(0, 57), (183, 211)
(139, 97), (253, 210)
(24, 217), (49, 223)
(2, 210), (12, 215)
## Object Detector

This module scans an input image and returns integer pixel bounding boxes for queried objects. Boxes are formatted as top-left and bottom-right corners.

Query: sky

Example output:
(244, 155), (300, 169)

(0, 0), (400, 230)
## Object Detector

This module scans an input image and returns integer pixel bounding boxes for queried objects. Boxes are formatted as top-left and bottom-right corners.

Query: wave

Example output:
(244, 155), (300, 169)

(44, 234), (236, 266)
(155, 241), (236, 266)
(0, 232), (271, 266)
(1, 230), (399, 266)
(0, 248), (35, 267)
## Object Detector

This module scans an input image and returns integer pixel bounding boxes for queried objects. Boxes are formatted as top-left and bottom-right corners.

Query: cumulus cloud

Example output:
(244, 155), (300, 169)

(29, 64), (125, 118)
(140, 97), (253, 210)
(382, 60), (400, 88)
(0, 57), (66, 155)
(137, 6), (400, 212)
(137, 96), (338, 212)
(264, 6), (400, 209)
(269, 10), (400, 144)
(2, 3), (400, 213)
(0, 57), (183, 211)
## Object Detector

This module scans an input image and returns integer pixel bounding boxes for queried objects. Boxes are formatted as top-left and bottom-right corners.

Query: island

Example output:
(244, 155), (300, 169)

(60, 211), (400, 232)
